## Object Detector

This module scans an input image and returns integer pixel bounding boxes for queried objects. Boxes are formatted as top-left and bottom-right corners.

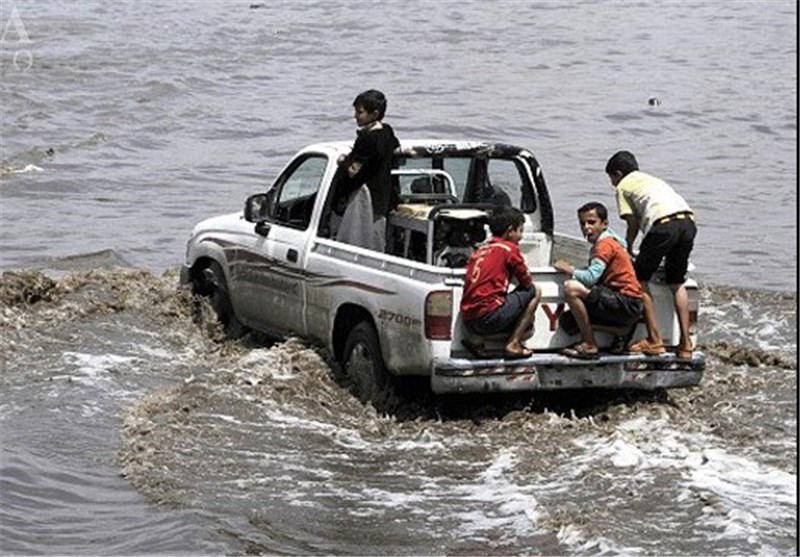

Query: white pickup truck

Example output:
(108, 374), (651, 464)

(180, 140), (705, 402)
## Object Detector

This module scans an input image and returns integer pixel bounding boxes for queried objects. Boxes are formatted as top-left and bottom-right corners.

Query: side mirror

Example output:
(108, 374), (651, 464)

(244, 190), (275, 223)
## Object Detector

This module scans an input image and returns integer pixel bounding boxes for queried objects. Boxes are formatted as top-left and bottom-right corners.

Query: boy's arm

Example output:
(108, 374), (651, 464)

(622, 215), (639, 256)
(347, 133), (379, 178)
(574, 258), (607, 287)
(555, 258), (606, 288)
(509, 248), (534, 288)
(347, 160), (363, 178)
(615, 188), (639, 255)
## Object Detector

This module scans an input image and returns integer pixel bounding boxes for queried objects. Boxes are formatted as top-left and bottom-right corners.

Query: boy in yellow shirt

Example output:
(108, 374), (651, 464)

(606, 150), (696, 359)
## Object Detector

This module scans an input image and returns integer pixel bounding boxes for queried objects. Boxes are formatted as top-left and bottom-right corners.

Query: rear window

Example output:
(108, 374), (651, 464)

(397, 157), (471, 200)
(487, 158), (526, 208)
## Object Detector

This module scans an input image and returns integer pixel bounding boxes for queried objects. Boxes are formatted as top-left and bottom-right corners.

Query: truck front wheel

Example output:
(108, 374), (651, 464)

(343, 321), (394, 408)
(196, 261), (246, 339)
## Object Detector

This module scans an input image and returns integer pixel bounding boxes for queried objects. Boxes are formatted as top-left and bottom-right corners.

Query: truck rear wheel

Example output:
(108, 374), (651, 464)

(343, 321), (394, 408)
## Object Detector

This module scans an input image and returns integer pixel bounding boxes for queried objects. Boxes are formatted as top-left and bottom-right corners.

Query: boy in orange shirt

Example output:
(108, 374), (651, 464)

(553, 202), (644, 359)
(461, 206), (541, 359)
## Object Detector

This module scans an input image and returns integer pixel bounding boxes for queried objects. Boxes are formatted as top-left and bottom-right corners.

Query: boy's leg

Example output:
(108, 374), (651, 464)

(638, 283), (664, 346)
(507, 285), (541, 353)
(562, 280), (598, 351)
(665, 219), (697, 354)
(671, 283), (692, 352)
(635, 229), (671, 347)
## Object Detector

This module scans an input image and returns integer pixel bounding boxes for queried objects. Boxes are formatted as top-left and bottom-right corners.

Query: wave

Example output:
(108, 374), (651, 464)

(2, 263), (795, 555)
(1, 262), (795, 366)
(0, 133), (108, 179)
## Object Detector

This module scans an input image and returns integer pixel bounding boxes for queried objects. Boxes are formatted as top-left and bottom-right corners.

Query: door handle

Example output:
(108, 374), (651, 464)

(286, 248), (298, 263)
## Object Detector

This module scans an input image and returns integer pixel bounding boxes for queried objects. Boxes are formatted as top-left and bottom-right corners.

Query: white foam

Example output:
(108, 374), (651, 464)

(10, 163), (44, 174)
(446, 450), (542, 539)
(556, 524), (632, 555)
(685, 447), (796, 543)
(134, 344), (177, 360)
(193, 412), (244, 426)
(590, 431), (646, 468)
(256, 406), (378, 458)
(333, 429), (369, 450)
(60, 351), (140, 390)
(360, 486), (427, 509)
(306, 449), (546, 542)
(235, 349), (296, 383)
(395, 429), (446, 452)
(62, 351), (139, 375)
(560, 417), (797, 552)
(702, 292), (797, 353)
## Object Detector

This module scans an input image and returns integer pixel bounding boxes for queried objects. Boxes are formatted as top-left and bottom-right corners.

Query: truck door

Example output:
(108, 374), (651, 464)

(232, 153), (330, 336)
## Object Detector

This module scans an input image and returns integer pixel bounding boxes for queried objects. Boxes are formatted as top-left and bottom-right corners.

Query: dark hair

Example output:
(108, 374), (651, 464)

(577, 201), (608, 221)
(605, 150), (639, 176)
(488, 206), (525, 236)
(353, 89), (387, 119)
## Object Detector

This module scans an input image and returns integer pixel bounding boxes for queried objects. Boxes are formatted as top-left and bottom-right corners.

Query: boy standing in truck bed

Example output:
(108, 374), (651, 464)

(460, 206), (541, 359)
(331, 89), (400, 250)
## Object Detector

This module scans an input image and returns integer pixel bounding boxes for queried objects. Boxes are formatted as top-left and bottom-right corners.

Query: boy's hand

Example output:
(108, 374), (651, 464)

(347, 160), (363, 178)
(553, 260), (573, 275)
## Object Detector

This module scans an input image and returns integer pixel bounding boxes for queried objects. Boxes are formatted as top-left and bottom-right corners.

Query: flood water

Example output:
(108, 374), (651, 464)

(1, 1), (796, 555)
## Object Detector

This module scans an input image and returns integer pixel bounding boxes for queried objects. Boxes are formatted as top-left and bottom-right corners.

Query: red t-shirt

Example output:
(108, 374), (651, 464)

(460, 237), (533, 321)
(593, 236), (644, 299)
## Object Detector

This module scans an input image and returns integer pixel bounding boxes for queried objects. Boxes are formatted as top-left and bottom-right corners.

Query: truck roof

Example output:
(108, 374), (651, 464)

(302, 139), (536, 159)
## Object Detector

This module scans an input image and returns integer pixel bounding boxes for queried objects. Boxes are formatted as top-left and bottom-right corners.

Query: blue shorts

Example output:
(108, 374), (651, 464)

(465, 286), (536, 336)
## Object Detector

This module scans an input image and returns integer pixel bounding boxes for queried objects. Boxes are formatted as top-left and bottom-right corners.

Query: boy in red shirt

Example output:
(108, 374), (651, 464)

(461, 206), (541, 359)
(553, 202), (645, 359)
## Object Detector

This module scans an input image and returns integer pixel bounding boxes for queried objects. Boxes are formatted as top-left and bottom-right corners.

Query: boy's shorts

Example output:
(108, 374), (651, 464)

(584, 284), (643, 327)
(465, 286), (536, 336)
(560, 286), (643, 334)
(635, 217), (697, 284)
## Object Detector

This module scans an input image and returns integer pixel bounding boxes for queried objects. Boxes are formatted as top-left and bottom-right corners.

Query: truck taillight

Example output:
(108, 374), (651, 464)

(425, 291), (453, 340)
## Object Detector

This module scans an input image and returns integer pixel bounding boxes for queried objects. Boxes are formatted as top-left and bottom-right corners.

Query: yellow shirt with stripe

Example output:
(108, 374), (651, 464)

(615, 171), (693, 237)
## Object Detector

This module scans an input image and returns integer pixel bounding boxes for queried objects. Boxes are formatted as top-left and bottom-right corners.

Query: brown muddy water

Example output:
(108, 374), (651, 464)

(0, 264), (796, 555)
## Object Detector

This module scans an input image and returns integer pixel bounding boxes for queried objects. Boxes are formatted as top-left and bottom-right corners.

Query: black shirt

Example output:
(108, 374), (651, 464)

(346, 123), (400, 219)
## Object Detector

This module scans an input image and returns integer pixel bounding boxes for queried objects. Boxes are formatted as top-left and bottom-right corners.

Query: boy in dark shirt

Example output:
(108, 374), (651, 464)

(332, 89), (400, 249)
(461, 206), (541, 359)
(342, 89), (400, 219)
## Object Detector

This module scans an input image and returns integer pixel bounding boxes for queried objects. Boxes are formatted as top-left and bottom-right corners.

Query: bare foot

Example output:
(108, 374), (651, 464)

(505, 341), (533, 359)
(505, 347), (533, 359)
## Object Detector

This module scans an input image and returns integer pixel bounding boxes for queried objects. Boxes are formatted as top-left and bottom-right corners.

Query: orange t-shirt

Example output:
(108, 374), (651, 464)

(593, 236), (643, 299)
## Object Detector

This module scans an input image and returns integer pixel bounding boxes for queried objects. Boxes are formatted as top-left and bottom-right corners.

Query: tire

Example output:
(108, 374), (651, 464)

(342, 321), (394, 408)
(198, 261), (246, 339)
